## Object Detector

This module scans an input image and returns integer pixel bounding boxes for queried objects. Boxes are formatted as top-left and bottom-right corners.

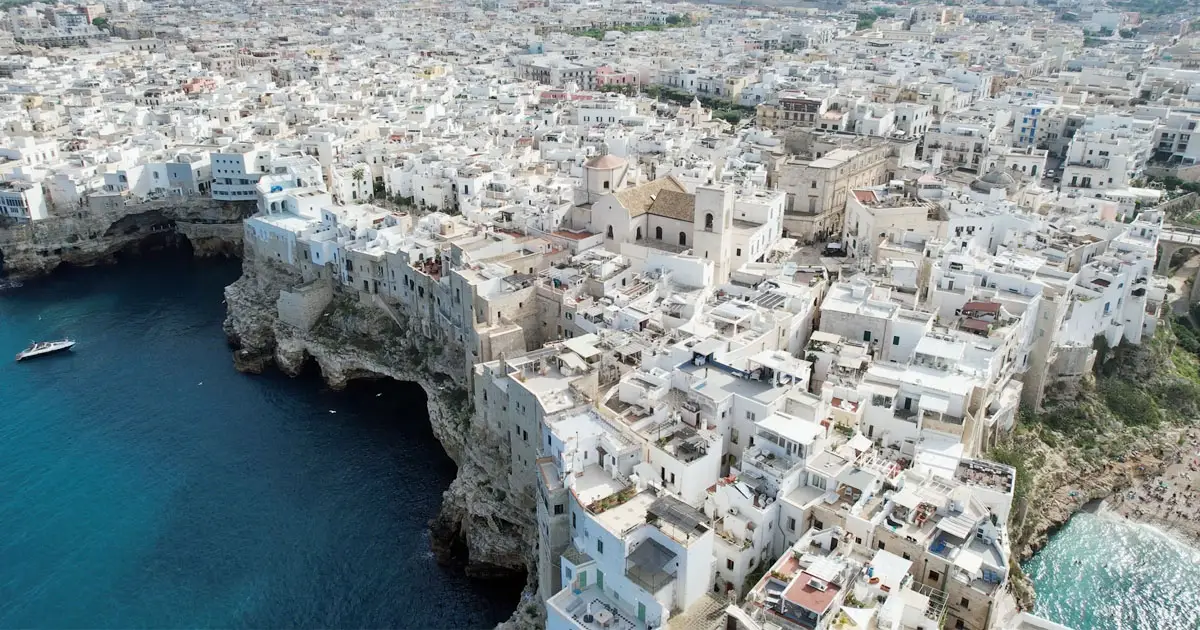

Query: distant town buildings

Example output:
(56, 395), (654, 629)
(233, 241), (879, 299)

(2, 0), (1197, 628)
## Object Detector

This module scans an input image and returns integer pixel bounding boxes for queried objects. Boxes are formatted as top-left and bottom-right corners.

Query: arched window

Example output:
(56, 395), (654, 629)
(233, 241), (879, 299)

(679, 232), (687, 246)
(655, 226), (663, 240)
(607, 225), (614, 238)
(636, 227), (642, 240)
(705, 213), (714, 230)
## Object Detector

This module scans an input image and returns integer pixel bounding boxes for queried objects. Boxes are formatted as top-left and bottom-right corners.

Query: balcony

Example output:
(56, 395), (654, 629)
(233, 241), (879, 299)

(714, 518), (753, 551)
(745, 447), (802, 478)
(922, 411), (965, 437)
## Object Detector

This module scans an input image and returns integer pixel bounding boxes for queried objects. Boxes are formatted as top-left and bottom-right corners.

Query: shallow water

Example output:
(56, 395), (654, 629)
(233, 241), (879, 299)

(1024, 509), (1200, 630)
(0, 257), (519, 628)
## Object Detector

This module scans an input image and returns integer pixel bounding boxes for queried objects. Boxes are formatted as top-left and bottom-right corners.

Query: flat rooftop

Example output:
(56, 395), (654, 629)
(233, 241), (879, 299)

(250, 211), (314, 232)
(596, 490), (656, 536)
(574, 465), (627, 507)
(679, 362), (788, 406)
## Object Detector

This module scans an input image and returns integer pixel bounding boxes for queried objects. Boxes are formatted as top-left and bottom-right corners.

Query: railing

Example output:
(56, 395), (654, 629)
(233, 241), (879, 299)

(626, 559), (675, 594)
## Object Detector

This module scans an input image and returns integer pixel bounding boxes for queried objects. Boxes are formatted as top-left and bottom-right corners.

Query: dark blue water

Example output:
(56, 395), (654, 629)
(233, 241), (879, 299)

(0, 257), (519, 629)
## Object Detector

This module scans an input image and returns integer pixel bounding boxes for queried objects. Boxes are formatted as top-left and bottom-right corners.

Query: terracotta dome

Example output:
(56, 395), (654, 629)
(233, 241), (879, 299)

(585, 154), (628, 170)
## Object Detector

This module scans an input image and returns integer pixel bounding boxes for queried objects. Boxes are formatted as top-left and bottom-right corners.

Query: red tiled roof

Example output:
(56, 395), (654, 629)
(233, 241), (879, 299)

(783, 572), (840, 614)
(552, 230), (596, 241)
(962, 318), (990, 332)
(853, 190), (877, 204)
(962, 301), (1001, 313)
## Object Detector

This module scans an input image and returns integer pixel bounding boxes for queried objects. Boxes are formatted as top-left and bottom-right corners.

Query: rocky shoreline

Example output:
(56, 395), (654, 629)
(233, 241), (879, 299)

(0, 199), (248, 280)
(1005, 424), (1194, 609)
(221, 252), (542, 629)
(3, 204), (544, 628)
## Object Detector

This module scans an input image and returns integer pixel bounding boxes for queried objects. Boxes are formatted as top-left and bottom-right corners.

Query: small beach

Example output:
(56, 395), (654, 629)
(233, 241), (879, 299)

(1106, 428), (1200, 545)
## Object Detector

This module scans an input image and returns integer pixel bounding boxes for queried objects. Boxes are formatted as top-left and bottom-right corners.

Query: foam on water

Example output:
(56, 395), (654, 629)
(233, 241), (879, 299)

(1024, 509), (1200, 630)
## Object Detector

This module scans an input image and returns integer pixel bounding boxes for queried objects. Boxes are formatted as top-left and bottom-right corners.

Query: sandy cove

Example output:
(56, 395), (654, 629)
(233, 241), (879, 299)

(1105, 427), (1200, 545)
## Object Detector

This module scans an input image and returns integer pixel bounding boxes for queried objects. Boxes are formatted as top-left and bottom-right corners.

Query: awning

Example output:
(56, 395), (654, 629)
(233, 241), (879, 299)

(559, 352), (588, 371)
(919, 395), (951, 415)
(837, 356), (864, 370)
(936, 515), (975, 540)
(839, 607), (875, 628)
(891, 487), (923, 510)
(953, 549), (984, 577)
(562, 336), (601, 359)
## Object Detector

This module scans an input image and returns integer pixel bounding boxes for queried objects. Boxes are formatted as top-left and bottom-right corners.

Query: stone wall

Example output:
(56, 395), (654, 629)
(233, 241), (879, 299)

(0, 198), (249, 279)
(277, 278), (333, 331)
(1146, 163), (1200, 183)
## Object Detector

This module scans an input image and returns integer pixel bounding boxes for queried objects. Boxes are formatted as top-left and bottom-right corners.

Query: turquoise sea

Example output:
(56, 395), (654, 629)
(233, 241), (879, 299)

(1024, 510), (1200, 630)
(0, 257), (519, 628)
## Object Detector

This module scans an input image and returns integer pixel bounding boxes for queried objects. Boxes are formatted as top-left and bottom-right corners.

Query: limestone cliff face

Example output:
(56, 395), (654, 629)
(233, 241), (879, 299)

(0, 200), (247, 279)
(1005, 426), (1183, 609)
(223, 251), (542, 628)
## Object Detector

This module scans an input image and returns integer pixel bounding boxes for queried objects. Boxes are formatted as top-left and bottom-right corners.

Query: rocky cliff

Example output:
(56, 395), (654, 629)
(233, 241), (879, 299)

(999, 330), (1200, 609)
(0, 199), (248, 279)
(222, 249), (542, 629)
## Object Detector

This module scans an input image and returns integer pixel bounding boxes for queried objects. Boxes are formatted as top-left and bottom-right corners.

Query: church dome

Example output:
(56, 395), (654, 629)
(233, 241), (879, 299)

(971, 168), (1018, 194)
(585, 154), (628, 170)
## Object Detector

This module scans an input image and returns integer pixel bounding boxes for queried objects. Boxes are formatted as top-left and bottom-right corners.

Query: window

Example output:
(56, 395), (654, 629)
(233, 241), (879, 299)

(679, 231), (687, 246)
(554, 504), (565, 515)
(655, 226), (663, 239)
(877, 540), (886, 550)
(928, 570), (940, 581)
(603, 180), (610, 189)
(736, 248), (742, 256)
(960, 597), (970, 609)
(572, 513), (576, 528)
(893, 335), (900, 346)
(863, 331), (872, 342)
(811, 181), (817, 188)
(727, 559), (735, 570)
(955, 621), (965, 630)
(705, 213), (714, 230)
(902, 552), (910, 560)
(787, 517), (796, 531)
(607, 225), (613, 238)
(813, 520), (823, 530)
(597, 540), (604, 554)
(746, 411), (756, 421)
(636, 227), (642, 240)
(730, 428), (739, 445)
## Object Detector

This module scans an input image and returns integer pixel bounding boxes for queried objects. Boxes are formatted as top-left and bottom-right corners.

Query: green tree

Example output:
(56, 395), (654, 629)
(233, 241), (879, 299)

(92, 16), (108, 29)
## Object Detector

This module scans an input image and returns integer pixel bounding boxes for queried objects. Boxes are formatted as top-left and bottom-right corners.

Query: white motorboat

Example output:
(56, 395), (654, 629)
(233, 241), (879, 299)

(15, 339), (76, 361)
